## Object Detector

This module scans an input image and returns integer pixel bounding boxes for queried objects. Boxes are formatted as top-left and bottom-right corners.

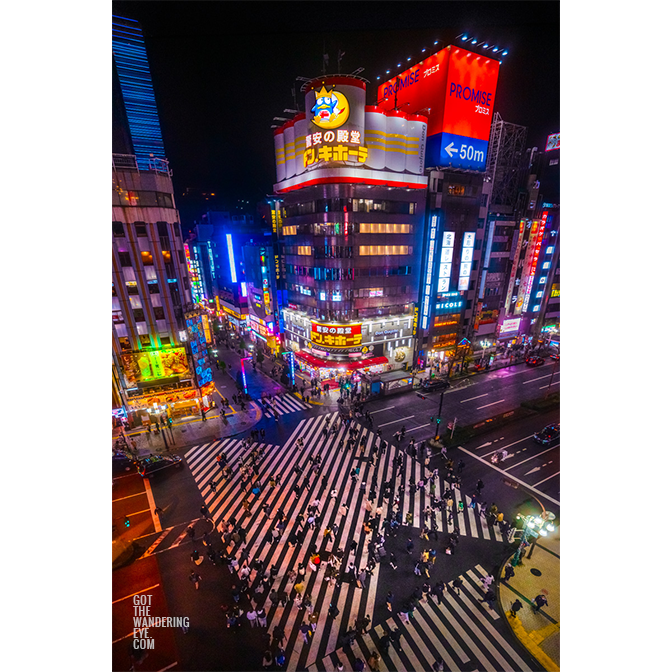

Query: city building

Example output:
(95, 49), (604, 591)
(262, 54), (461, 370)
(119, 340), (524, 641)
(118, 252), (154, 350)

(112, 16), (212, 426)
(272, 74), (429, 388)
(376, 44), (503, 374)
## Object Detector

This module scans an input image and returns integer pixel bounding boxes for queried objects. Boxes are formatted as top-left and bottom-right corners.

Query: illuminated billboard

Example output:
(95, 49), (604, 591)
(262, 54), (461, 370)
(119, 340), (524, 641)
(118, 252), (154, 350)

(310, 322), (362, 348)
(377, 46), (499, 170)
(500, 317), (522, 334)
(121, 348), (189, 386)
(545, 132), (560, 151)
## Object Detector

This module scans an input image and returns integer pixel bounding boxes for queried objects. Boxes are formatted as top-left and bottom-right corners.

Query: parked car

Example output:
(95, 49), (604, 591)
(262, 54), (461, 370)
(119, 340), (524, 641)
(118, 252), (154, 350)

(112, 450), (137, 476)
(136, 454), (183, 478)
(421, 377), (450, 391)
(533, 423), (560, 444)
(526, 356), (545, 367)
(550, 353), (560, 361)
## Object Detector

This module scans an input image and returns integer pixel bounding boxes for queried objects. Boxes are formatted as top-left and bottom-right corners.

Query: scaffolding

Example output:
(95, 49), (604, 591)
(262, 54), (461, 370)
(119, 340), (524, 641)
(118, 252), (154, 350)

(486, 112), (528, 209)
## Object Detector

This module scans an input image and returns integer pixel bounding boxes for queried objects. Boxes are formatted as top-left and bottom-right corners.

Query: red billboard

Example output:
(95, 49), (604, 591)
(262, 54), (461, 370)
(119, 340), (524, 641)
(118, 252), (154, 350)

(377, 46), (499, 170)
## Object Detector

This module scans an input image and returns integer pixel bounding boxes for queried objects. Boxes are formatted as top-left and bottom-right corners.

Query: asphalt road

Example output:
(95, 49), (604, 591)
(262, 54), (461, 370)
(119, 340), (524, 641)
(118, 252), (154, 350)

(114, 361), (560, 671)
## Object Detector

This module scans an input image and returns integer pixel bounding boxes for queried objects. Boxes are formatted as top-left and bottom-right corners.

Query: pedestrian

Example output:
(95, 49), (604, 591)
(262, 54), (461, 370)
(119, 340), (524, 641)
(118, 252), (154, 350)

(480, 588), (496, 609)
(452, 577), (463, 595)
(503, 563), (515, 582)
(406, 538), (414, 554)
(532, 594), (548, 613)
(246, 607), (259, 627)
(386, 591), (394, 612)
(368, 651), (381, 671)
(188, 570), (201, 590)
(510, 598), (523, 618)
(476, 478), (484, 493)
(481, 574), (494, 591)
(389, 552), (398, 570)
(261, 650), (273, 670)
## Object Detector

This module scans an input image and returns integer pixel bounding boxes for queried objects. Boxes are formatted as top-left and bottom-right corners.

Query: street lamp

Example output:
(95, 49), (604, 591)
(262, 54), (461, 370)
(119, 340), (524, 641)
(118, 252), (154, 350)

(511, 509), (556, 566)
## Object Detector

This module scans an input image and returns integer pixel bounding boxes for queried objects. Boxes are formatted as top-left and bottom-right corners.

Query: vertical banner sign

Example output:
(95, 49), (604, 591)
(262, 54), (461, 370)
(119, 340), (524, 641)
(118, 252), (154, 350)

(437, 231), (455, 294)
(457, 232), (476, 291)
(226, 234), (237, 283)
(521, 211), (549, 312)
(515, 220), (541, 315)
(421, 214), (440, 329)
(505, 221), (526, 313)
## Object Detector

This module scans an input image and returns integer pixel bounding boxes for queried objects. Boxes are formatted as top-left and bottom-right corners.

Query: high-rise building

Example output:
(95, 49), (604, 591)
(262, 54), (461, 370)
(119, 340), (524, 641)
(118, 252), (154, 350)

(272, 75), (428, 391)
(112, 15), (166, 169)
(112, 16), (208, 426)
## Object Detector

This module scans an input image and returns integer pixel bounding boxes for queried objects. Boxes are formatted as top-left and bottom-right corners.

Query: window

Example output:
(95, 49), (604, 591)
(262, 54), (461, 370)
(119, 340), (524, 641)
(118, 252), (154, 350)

(118, 251), (132, 267)
(160, 335), (172, 346)
(113, 221), (125, 237)
(283, 225), (297, 235)
(359, 245), (411, 256)
(446, 184), (465, 196)
(158, 193), (174, 208)
(134, 223), (147, 236)
(297, 246), (312, 255)
(368, 288), (384, 297)
(118, 337), (131, 351)
(133, 309), (145, 322)
(178, 249), (185, 264)
(359, 223), (411, 234)
(139, 334), (151, 347)
(141, 251), (153, 265)
(173, 223), (181, 236)
(149, 283), (160, 294)
(153, 307), (165, 320)
(157, 222), (169, 237)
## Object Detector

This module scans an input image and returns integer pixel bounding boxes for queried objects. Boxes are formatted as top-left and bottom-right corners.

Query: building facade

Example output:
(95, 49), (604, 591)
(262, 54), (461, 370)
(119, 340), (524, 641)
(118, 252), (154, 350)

(272, 75), (429, 384)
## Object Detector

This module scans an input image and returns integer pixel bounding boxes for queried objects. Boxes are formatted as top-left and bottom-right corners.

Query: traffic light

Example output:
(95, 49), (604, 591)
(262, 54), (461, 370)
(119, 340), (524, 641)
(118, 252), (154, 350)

(436, 417), (441, 424)
(167, 417), (173, 427)
(124, 515), (130, 528)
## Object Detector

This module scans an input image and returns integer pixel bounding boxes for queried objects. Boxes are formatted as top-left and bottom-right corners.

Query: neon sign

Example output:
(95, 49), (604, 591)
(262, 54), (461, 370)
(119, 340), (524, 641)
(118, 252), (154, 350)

(421, 214), (440, 329)
(457, 232), (476, 291)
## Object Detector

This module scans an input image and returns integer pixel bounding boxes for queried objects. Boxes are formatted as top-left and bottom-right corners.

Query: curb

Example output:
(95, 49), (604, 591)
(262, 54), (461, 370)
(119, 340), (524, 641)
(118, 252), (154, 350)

(497, 551), (560, 672)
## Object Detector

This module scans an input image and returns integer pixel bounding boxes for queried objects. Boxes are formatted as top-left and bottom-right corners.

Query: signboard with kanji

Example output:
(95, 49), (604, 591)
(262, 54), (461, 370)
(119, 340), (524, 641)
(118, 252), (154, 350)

(310, 322), (362, 348)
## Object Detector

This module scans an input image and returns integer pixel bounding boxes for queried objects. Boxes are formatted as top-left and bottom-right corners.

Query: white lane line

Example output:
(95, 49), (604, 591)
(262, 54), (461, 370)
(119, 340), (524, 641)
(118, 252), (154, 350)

(503, 445), (559, 471)
(457, 447), (560, 507)
(379, 415), (415, 427)
(523, 373), (552, 384)
(476, 399), (506, 410)
(143, 477), (162, 533)
(406, 423), (431, 433)
(460, 393), (489, 403)
(532, 470), (560, 487)
(539, 381), (560, 389)
(478, 434), (534, 452)
(370, 406), (395, 414)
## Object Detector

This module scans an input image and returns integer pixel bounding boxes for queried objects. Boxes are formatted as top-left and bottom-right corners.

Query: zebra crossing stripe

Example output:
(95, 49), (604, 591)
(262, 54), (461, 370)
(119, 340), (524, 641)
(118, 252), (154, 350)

(387, 616), (427, 671)
(402, 608), (451, 671)
(376, 623), (407, 671)
(416, 597), (470, 664)
(465, 570), (500, 620)
(415, 612), (468, 670)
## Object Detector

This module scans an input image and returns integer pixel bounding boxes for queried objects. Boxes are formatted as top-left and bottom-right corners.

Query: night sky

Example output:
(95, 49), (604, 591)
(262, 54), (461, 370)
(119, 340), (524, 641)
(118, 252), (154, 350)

(112, 1), (559, 212)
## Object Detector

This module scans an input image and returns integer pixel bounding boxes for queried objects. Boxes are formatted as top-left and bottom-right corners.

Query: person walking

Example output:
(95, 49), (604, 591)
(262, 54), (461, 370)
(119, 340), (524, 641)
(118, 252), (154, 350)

(389, 552), (398, 570)
(503, 563), (515, 583)
(246, 607), (259, 627)
(406, 538), (414, 554)
(386, 591), (394, 612)
(480, 588), (496, 609)
(451, 577), (463, 595)
(510, 598), (523, 619)
(188, 570), (201, 590)
(481, 574), (494, 591)
(532, 594), (548, 613)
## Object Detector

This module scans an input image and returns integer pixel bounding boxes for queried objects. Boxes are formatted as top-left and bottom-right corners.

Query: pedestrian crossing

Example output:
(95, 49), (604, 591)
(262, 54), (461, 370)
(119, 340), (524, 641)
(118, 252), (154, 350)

(256, 393), (312, 419)
(172, 413), (518, 671)
(307, 564), (533, 672)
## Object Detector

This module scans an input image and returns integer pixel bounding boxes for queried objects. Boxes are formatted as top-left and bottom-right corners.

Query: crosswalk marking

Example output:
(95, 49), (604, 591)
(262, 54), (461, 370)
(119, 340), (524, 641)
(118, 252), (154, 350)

(176, 414), (524, 671)
(258, 393), (311, 418)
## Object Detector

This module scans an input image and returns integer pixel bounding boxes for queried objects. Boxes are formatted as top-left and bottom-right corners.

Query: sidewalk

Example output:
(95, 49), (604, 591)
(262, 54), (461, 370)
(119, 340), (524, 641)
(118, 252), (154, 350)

(497, 532), (560, 671)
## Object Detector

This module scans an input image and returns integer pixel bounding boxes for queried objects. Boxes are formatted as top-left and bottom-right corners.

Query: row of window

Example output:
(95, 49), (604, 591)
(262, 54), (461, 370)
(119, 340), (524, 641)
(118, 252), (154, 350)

(283, 198), (418, 217)
(113, 221), (180, 238)
(283, 222), (413, 236)
(289, 285), (411, 300)
(113, 190), (175, 208)
(286, 264), (413, 278)
(117, 249), (185, 267)
(287, 245), (412, 258)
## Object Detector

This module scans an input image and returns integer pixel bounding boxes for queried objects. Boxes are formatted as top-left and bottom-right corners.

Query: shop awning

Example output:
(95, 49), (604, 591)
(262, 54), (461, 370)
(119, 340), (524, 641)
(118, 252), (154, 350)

(295, 351), (388, 370)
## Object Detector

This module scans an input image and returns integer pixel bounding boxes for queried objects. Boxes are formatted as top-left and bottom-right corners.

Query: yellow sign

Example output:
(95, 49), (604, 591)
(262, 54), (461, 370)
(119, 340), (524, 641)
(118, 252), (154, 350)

(311, 321), (362, 348)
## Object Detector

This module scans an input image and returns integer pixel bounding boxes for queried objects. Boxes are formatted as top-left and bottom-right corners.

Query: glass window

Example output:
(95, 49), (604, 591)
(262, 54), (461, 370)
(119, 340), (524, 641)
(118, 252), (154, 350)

(153, 307), (165, 320)
(113, 221), (125, 237)
(157, 222), (169, 237)
(141, 251), (153, 266)
(135, 223), (147, 236)
(149, 283), (160, 294)
(118, 251), (132, 267)
(133, 308), (145, 322)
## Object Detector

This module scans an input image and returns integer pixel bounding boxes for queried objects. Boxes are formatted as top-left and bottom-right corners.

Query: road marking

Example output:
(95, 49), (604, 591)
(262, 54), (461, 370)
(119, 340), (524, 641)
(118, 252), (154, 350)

(406, 423), (431, 432)
(539, 381), (560, 389)
(476, 399), (506, 410)
(523, 373), (552, 384)
(525, 466), (541, 476)
(143, 476), (162, 533)
(157, 663), (178, 672)
(112, 491), (146, 502)
(379, 415), (415, 427)
(112, 583), (161, 604)
(532, 471), (560, 487)
(504, 445), (558, 471)
(475, 441), (492, 449)
(370, 406), (395, 414)
(140, 528), (171, 559)
(457, 447), (560, 507)
(460, 393), (489, 403)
